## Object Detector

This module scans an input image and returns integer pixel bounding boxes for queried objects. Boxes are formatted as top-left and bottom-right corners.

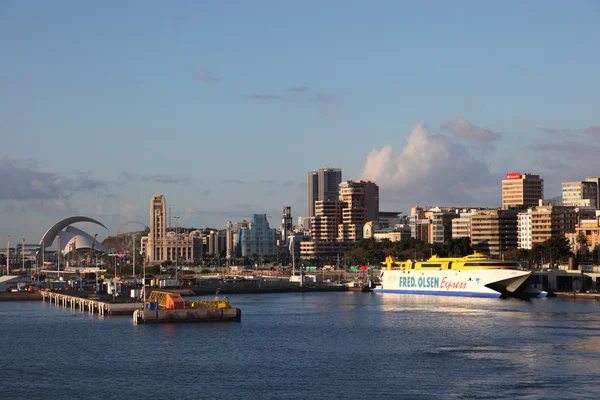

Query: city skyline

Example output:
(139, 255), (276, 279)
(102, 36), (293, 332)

(2, 1), (600, 242)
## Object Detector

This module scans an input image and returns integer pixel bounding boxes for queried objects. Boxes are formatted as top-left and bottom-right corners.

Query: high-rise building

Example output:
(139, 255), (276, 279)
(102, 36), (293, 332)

(143, 194), (203, 263)
(307, 171), (319, 217)
(585, 177), (600, 208)
(319, 168), (342, 202)
(501, 172), (544, 209)
(300, 199), (353, 257)
(470, 209), (518, 257)
(311, 200), (346, 242)
(361, 181), (380, 222)
(338, 181), (366, 241)
(307, 168), (342, 217)
(563, 180), (598, 208)
(336, 180), (380, 241)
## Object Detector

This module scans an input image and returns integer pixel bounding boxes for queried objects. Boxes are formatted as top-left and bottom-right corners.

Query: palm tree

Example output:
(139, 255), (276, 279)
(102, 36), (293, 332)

(576, 231), (588, 255)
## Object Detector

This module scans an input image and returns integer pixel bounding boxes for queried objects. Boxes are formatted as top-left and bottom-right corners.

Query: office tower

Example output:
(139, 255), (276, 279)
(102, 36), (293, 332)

(501, 172), (544, 209)
(584, 177), (600, 208)
(361, 181), (380, 222)
(308, 171), (319, 217)
(307, 168), (342, 217)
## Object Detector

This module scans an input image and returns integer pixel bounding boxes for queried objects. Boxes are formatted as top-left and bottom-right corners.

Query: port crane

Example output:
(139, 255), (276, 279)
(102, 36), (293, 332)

(86, 234), (98, 265)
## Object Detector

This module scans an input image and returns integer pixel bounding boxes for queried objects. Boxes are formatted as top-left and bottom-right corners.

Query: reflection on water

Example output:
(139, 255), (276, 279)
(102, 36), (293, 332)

(1, 293), (599, 400)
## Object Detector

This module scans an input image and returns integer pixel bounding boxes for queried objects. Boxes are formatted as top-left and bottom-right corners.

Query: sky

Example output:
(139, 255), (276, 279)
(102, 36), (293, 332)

(1, 0), (600, 245)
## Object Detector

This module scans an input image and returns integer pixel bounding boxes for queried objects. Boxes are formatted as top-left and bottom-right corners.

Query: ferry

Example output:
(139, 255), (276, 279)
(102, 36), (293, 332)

(373, 253), (538, 298)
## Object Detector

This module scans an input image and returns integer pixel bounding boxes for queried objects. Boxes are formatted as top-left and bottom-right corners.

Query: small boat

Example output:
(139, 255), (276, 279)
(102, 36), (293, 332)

(345, 281), (372, 292)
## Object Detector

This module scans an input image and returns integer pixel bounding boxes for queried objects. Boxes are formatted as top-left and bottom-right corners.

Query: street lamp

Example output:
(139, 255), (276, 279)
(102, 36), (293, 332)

(132, 236), (136, 281)
(174, 216), (180, 282)
(57, 235), (61, 279)
(142, 254), (146, 309)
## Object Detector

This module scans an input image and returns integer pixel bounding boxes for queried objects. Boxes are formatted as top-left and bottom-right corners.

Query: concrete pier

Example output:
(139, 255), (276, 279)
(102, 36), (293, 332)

(40, 291), (144, 316)
(133, 308), (242, 324)
(552, 291), (600, 300)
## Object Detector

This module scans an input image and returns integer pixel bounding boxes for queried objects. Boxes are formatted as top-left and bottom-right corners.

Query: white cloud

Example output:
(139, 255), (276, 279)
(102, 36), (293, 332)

(442, 118), (501, 142)
(360, 123), (495, 205)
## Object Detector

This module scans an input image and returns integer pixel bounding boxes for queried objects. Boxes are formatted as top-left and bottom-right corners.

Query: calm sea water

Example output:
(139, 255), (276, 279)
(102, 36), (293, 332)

(1, 293), (600, 400)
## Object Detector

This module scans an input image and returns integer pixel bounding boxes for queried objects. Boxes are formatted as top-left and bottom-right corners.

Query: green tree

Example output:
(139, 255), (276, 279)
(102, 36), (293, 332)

(502, 248), (520, 261)
(347, 248), (367, 265)
(542, 236), (572, 267)
(531, 244), (545, 267)
(517, 248), (535, 268)
(443, 237), (472, 257)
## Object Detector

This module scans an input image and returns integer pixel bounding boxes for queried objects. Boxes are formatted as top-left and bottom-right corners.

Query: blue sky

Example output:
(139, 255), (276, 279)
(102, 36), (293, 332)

(1, 1), (600, 244)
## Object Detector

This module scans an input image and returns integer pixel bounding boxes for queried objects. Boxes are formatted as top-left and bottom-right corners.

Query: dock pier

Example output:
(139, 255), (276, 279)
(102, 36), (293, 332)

(40, 291), (144, 316)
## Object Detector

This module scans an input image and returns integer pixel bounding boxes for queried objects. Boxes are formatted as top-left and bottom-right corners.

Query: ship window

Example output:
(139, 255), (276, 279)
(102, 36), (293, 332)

(448, 262), (452, 270)
(420, 263), (442, 268)
(463, 262), (521, 267)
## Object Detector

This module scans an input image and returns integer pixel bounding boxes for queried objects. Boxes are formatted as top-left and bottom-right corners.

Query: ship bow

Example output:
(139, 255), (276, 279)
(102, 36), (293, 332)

(485, 271), (532, 296)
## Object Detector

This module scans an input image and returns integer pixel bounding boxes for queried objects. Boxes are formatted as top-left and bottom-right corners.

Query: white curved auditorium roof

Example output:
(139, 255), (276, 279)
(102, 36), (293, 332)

(39, 216), (109, 254)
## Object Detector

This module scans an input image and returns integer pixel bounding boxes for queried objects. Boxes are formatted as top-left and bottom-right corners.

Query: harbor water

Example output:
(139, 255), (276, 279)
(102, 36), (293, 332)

(1, 293), (600, 399)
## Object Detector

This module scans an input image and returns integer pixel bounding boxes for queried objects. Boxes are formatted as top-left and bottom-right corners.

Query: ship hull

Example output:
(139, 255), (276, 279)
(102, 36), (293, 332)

(373, 289), (502, 298)
(373, 269), (532, 298)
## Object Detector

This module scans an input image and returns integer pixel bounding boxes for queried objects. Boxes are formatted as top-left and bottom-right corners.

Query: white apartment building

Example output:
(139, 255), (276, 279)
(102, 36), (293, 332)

(517, 210), (533, 250)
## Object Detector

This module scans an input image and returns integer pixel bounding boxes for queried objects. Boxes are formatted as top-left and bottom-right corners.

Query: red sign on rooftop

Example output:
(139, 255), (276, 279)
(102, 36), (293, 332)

(506, 172), (521, 180)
